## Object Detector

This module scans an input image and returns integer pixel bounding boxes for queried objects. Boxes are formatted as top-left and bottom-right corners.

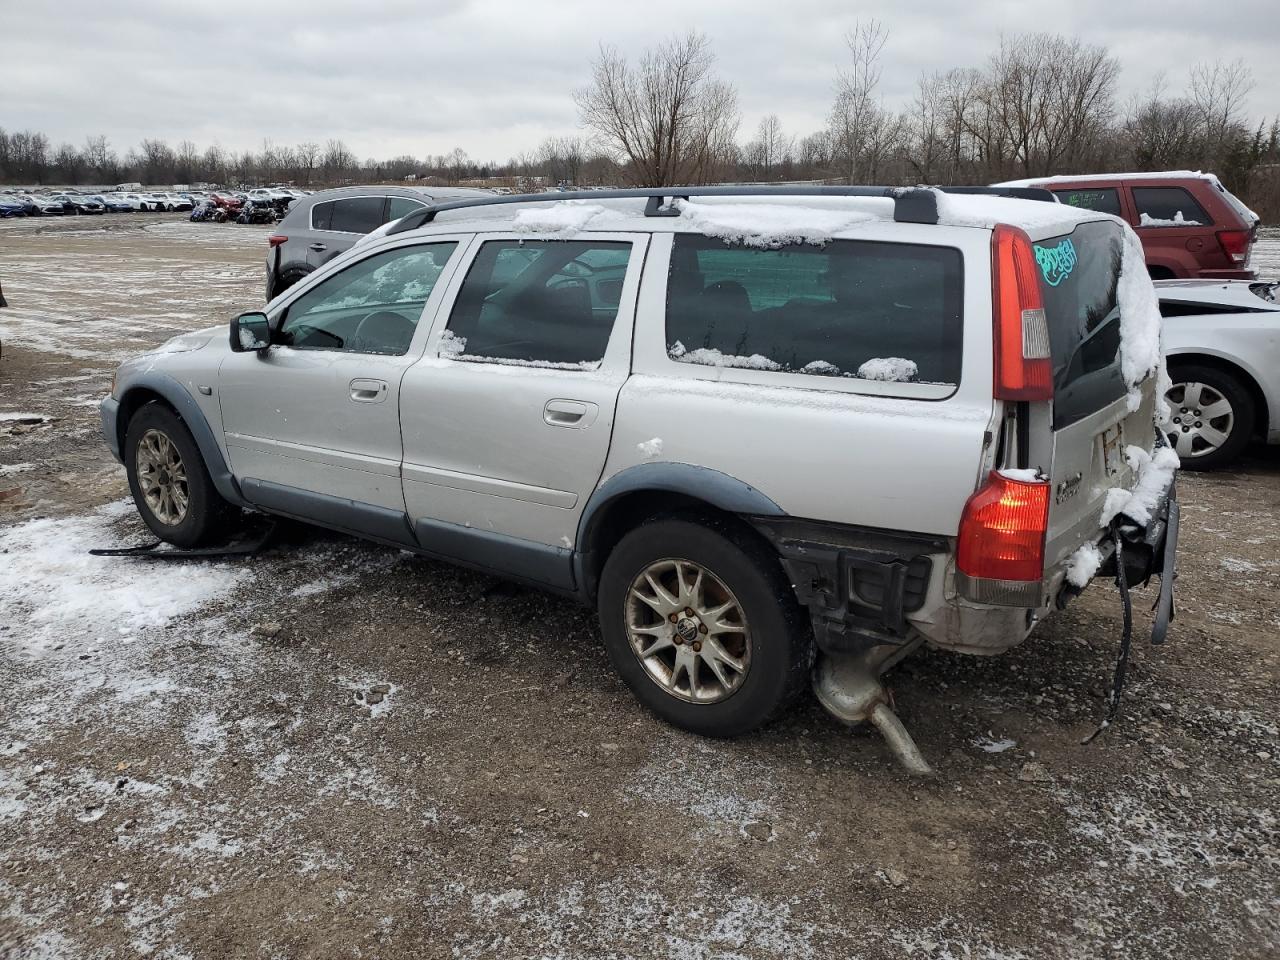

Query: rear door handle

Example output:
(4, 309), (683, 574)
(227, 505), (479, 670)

(350, 378), (388, 403)
(543, 398), (597, 428)
(308, 242), (327, 252)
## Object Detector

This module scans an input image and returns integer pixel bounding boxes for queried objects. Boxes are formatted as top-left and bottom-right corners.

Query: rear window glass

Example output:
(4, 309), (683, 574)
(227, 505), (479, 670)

(388, 196), (424, 221)
(1132, 187), (1211, 227)
(1033, 221), (1127, 428)
(665, 235), (963, 385)
(1053, 188), (1122, 217)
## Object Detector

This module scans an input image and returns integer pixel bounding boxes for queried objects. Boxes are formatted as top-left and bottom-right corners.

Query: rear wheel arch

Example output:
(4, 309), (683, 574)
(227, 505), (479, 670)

(578, 479), (784, 604)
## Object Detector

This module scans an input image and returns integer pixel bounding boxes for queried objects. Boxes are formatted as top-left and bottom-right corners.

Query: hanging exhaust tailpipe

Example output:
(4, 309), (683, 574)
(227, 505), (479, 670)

(814, 649), (935, 777)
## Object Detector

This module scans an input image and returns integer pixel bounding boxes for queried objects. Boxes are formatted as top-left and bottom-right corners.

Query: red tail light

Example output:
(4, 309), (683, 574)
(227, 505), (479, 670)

(267, 234), (287, 248)
(1216, 228), (1251, 265)
(992, 223), (1053, 401)
(956, 471), (1050, 582)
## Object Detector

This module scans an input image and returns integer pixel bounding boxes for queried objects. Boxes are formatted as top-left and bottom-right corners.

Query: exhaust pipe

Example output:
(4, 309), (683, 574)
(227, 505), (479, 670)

(814, 648), (935, 777)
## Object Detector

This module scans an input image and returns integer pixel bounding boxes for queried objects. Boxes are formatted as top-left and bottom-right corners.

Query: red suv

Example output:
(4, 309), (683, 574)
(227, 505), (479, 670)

(995, 172), (1260, 280)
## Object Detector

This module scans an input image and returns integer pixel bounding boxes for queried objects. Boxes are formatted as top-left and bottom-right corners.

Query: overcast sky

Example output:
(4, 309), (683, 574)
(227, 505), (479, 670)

(2, 0), (1276, 162)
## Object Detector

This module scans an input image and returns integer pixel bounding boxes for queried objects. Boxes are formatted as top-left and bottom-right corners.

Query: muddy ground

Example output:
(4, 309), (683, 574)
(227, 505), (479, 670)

(0, 214), (1277, 959)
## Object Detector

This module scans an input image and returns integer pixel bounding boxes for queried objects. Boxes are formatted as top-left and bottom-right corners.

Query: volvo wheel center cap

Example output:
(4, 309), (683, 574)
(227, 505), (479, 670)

(675, 617), (700, 643)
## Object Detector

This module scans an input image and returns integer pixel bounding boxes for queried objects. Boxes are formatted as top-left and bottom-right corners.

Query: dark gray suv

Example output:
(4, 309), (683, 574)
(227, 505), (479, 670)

(265, 185), (491, 299)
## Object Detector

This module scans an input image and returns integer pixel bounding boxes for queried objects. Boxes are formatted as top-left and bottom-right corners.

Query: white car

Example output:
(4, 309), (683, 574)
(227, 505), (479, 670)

(24, 194), (66, 215)
(101, 187), (1179, 772)
(1156, 279), (1280, 468)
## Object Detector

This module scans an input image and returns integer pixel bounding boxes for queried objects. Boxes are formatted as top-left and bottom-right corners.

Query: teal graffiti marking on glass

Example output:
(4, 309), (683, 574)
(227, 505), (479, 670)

(1034, 238), (1078, 287)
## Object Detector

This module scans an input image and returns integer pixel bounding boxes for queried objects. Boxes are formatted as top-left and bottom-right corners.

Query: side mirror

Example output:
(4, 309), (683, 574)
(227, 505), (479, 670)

(230, 311), (271, 352)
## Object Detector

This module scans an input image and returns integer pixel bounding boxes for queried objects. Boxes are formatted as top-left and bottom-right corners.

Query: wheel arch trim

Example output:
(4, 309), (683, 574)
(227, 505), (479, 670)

(573, 463), (786, 599)
(113, 372), (246, 507)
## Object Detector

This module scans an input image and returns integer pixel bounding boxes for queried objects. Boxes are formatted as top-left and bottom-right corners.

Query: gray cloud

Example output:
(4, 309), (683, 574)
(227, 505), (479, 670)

(3, 0), (1276, 162)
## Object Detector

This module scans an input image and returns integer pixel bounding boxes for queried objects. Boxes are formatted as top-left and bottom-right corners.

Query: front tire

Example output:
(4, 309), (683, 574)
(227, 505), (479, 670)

(124, 402), (238, 546)
(597, 517), (812, 737)
(1160, 363), (1255, 470)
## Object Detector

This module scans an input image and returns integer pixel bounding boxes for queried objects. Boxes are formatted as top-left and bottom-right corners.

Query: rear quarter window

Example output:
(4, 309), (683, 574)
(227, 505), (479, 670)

(1132, 186), (1212, 227)
(1033, 220), (1127, 428)
(664, 235), (963, 386)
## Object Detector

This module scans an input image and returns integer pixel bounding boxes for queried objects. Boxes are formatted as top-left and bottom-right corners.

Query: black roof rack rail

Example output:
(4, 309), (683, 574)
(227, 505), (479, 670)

(385, 184), (1058, 237)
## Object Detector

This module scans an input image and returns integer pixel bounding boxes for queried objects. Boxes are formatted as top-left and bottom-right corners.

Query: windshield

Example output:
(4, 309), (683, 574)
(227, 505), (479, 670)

(1033, 220), (1128, 429)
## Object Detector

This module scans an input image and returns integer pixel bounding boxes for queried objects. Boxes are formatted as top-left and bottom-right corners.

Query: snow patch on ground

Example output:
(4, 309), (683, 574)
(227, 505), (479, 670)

(0, 502), (247, 659)
(972, 734), (1018, 754)
(626, 739), (775, 830)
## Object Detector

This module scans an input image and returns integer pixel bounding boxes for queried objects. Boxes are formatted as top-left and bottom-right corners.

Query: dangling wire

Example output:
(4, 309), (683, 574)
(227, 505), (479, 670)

(1082, 517), (1134, 745)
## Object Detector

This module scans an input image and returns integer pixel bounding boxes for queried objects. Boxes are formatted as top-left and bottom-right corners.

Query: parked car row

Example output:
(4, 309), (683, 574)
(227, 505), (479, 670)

(0, 186), (312, 217)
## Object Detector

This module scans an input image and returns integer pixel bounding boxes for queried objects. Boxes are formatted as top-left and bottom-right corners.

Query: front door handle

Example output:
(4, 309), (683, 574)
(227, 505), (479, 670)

(350, 378), (388, 403)
(308, 242), (327, 252)
(543, 398), (597, 428)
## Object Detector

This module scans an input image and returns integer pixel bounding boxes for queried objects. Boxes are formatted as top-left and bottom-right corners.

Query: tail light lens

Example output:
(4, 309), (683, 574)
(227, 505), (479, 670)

(1216, 229), (1252, 266)
(992, 223), (1053, 401)
(267, 234), (287, 248)
(956, 471), (1050, 582)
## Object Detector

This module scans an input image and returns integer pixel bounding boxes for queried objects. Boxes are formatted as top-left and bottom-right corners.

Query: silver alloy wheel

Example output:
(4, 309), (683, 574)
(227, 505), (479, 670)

(135, 428), (189, 525)
(1160, 381), (1235, 459)
(624, 558), (751, 704)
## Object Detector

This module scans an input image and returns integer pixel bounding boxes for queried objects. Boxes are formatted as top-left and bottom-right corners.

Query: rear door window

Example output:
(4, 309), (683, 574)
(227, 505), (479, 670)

(1132, 187), (1212, 227)
(327, 196), (385, 234)
(443, 240), (633, 367)
(664, 235), (963, 385)
(1052, 188), (1121, 217)
(1033, 221), (1127, 428)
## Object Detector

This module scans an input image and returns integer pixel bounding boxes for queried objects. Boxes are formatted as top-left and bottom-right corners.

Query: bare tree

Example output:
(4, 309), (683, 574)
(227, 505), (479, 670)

(828, 20), (889, 183)
(744, 114), (793, 180)
(53, 143), (84, 183)
(1190, 59), (1255, 152)
(322, 139), (355, 182)
(981, 33), (1118, 178)
(82, 135), (115, 180)
(295, 141), (320, 186)
(575, 31), (740, 186)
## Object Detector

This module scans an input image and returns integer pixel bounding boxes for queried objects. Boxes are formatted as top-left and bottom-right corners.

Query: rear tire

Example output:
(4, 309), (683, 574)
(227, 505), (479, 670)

(124, 402), (239, 547)
(597, 516), (812, 737)
(1160, 363), (1255, 470)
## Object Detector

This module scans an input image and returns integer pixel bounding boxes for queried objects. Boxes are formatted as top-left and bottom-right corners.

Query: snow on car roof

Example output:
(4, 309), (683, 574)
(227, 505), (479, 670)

(994, 171), (1220, 187)
(408, 190), (1108, 244)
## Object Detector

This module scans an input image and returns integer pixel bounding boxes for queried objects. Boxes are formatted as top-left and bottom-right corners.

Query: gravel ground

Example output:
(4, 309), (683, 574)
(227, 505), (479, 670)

(0, 214), (1277, 959)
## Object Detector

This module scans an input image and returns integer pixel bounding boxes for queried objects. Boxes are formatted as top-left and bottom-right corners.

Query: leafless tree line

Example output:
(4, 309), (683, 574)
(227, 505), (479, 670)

(2, 27), (1276, 218)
